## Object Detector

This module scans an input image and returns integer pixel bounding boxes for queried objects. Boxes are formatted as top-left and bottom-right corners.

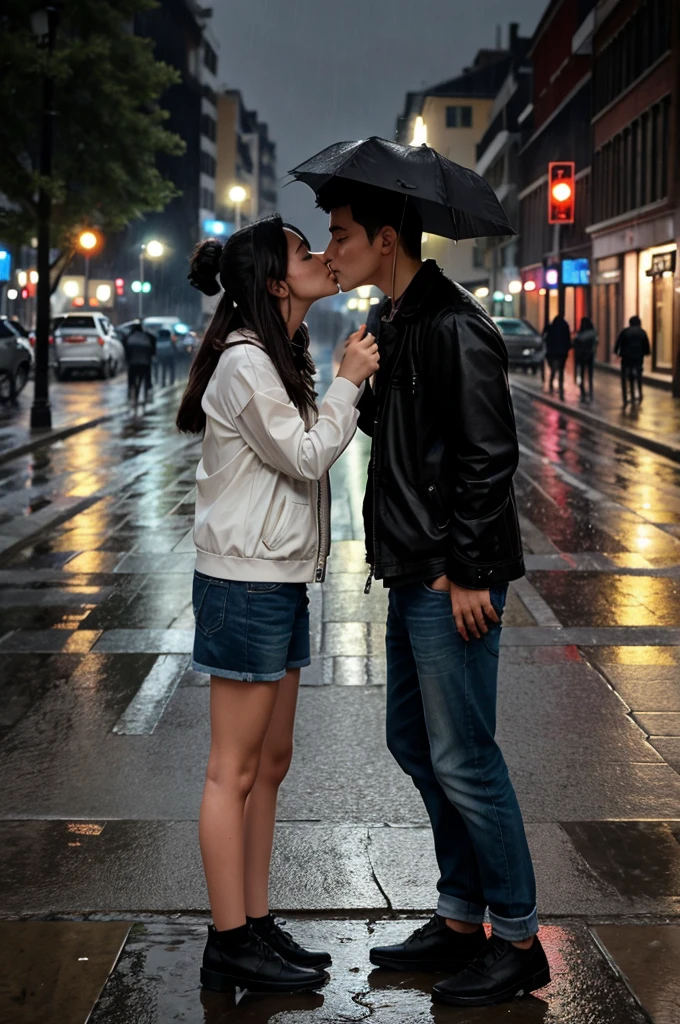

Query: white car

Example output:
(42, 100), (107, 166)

(52, 313), (126, 380)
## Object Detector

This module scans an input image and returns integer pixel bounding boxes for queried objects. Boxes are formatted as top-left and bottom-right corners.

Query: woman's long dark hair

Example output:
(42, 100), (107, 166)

(579, 316), (594, 332)
(177, 214), (317, 434)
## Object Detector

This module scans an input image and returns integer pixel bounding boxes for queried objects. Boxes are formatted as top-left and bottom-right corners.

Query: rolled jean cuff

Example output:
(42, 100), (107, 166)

(488, 906), (539, 942)
(436, 894), (486, 925)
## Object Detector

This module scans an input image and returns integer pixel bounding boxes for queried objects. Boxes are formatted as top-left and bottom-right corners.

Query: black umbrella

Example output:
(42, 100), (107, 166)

(289, 136), (515, 241)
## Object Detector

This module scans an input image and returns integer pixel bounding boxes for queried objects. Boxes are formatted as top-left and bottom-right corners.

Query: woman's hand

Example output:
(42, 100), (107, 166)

(337, 325), (379, 386)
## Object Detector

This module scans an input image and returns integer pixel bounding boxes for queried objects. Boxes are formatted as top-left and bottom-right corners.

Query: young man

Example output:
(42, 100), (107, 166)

(318, 180), (550, 1008)
(614, 315), (650, 407)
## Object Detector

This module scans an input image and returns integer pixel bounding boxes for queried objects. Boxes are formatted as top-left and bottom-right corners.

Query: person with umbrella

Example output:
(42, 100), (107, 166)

(290, 138), (550, 1009)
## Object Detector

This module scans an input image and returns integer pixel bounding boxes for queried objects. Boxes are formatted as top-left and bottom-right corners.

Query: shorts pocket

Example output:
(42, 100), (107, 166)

(481, 584), (507, 657)
(247, 582), (283, 593)
(194, 579), (229, 637)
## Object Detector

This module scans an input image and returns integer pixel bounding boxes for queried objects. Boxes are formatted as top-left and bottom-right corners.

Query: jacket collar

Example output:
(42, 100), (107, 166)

(382, 259), (443, 322)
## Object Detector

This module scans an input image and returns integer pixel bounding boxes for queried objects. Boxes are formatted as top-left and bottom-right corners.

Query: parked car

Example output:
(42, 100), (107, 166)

(0, 316), (34, 400)
(51, 313), (125, 380)
(492, 317), (545, 373)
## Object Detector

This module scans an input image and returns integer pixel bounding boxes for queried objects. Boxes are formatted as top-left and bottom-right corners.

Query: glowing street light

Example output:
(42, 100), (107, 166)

(228, 185), (248, 231)
(474, 286), (490, 299)
(508, 280), (522, 294)
(78, 230), (98, 251)
(139, 240), (164, 317)
(145, 240), (164, 259)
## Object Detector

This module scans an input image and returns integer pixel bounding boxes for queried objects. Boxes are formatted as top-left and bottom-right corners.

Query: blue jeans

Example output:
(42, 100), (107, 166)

(385, 581), (538, 941)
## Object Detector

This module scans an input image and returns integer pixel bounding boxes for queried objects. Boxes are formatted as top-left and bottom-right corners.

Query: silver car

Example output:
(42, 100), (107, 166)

(52, 313), (126, 380)
(0, 317), (34, 400)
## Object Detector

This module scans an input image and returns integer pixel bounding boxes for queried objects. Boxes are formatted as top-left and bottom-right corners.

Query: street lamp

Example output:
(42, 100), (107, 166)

(30, 3), (61, 431)
(228, 186), (248, 231)
(78, 230), (99, 306)
(139, 240), (164, 318)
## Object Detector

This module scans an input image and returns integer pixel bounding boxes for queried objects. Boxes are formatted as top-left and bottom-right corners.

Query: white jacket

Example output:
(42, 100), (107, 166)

(194, 329), (362, 583)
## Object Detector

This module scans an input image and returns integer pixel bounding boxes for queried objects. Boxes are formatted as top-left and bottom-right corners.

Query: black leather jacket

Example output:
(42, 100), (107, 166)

(359, 260), (524, 590)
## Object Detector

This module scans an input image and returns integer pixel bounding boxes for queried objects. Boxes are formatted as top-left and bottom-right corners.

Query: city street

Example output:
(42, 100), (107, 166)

(1, 346), (680, 1023)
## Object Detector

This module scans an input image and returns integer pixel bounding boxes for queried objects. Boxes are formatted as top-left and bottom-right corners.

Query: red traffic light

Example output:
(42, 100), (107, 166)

(548, 162), (575, 224)
(115, 277), (125, 297)
(21, 287), (29, 300)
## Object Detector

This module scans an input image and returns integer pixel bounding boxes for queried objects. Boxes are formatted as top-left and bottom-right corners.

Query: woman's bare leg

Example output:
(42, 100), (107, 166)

(243, 668), (301, 918)
(199, 676), (279, 931)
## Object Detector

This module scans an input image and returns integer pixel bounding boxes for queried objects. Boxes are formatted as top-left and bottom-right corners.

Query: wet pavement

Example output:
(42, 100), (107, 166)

(1, 346), (680, 1022)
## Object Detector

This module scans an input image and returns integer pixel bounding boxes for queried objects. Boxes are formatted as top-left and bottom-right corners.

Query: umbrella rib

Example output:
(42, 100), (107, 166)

(433, 149), (458, 244)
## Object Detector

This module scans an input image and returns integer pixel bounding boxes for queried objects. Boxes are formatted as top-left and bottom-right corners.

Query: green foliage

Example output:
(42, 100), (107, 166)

(0, 0), (186, 250)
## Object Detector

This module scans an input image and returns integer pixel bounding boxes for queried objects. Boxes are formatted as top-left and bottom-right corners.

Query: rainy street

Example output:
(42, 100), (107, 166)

(1, 344), (680, 1023)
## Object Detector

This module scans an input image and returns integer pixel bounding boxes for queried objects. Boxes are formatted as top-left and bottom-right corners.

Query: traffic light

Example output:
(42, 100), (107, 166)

(115, 277), (125, 297)
(548, 162), (575, 224)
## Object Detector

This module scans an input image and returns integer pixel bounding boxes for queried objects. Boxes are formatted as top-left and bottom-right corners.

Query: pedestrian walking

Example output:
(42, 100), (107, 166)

(154, 326), (177, 386)
(317, 176), (550, 1008)
(176, 216), (379, 997)
(123, 319), (155, 415)
(544, 314), (571, 400)
(614, 315), (650, 407)
(573, 316), (597, 402)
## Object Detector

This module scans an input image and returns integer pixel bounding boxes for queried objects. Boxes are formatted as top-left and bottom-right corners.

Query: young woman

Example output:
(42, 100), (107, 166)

(177, 214), (378, 996)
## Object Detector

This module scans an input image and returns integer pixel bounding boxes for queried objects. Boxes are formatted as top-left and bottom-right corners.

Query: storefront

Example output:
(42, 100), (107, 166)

(562, 258), (590, 334)
(639, 246), (676, 373)
(592, 256), (621, 363)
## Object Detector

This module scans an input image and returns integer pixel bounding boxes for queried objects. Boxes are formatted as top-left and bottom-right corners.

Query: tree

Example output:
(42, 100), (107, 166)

(0, 0), (186, 268)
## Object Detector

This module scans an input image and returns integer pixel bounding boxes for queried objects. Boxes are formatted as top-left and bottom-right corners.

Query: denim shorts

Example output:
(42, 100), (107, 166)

(191, 572), (311, 682)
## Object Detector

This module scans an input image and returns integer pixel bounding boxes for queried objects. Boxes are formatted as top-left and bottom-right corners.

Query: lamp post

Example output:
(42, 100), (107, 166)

(138, 240), (164, 318)
(30, 4), (61, 431)
(228, 186), (248, 232)
(78, 230), (98, 306)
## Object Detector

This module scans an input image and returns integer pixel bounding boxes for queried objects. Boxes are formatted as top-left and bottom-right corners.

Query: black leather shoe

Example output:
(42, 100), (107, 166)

(432, 934), (551, 1006)
(200, 925), (327, 993)
(248, 914), (332, 969)
(369, 914), (488, 972)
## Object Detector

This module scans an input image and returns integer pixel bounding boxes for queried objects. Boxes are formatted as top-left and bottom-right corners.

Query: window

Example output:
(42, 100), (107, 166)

(200, 151), (216, 177)
(200, 187), (215, 212)
(203, 43), (217, 76)
(593, 0), (671, 113)
(446, 105), (472, 128)
(200, 114), (216, 142)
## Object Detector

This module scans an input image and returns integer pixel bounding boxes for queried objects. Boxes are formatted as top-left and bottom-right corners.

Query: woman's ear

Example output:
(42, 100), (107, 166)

(267, 277), (290, 298)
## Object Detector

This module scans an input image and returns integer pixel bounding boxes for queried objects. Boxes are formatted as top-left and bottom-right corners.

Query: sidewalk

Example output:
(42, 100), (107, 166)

(0, 372), (186, 465)
(511, 362), (680, 463)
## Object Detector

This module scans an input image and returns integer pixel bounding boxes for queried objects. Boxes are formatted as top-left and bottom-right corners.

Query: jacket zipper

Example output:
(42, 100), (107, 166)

(315, 473), (330, 582)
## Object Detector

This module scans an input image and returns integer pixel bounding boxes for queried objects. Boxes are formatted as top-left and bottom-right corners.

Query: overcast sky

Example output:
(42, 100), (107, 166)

(212, 0), (547, 245)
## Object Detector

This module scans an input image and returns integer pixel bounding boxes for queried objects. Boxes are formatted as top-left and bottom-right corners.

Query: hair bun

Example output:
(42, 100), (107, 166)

(188, 238), (223, 296)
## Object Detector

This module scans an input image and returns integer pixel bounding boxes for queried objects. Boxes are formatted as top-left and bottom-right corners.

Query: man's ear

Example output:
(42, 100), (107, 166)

(379, 226), (398, 256)
(267, 277), (290, 298)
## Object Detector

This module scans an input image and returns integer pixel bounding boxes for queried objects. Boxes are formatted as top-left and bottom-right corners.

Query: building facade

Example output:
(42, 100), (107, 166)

(474, 24), (533, 316)
(585, 0), (678, 383)
(215, 91), (277, 230)
(397, 49), (514, 289)
(517, 0), (596, 336)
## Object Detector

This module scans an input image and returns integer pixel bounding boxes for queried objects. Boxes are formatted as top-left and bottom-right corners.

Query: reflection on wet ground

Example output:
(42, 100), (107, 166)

(85, 919), (649, 1024)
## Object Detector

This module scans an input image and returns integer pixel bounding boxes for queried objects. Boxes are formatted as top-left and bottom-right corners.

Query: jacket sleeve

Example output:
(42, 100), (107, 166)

(424, 312), (521, 587)
(223, 352), (362, 481)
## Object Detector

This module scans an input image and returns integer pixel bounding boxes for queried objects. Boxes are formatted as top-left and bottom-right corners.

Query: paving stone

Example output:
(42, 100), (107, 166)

(648, 736), (680, 770)
(0, 921), (130, 1024)
(367, 823), (626, 916)
(593, 924), (680, 1024)
(561, 822), (680, 900)
(92, 628), (194, 653)
(598, 664), (680, 711)
(633, 711), (680, 736)
(321, 620), (368, 655)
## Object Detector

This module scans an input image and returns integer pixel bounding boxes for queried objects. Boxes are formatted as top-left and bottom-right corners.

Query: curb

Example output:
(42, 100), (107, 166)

(0, 381), (185, 468)
(511, 380), (680, 466)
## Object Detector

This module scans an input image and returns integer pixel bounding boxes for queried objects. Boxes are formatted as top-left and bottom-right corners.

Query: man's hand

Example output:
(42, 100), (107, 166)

(429, 576), (499, 641)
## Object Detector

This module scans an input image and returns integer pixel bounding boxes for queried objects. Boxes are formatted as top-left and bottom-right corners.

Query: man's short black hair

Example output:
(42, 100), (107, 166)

(316, 179), (423, 261)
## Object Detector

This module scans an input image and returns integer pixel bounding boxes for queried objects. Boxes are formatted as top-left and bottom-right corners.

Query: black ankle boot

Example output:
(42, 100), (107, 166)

(432, 933), (551, 1006)
(201, 924), (328, 993)
(248, 913), (332, 969)
(370, 914), (488, 972)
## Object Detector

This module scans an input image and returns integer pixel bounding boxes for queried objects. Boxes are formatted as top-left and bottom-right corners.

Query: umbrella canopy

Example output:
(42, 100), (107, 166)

(289, 137), (515, 241)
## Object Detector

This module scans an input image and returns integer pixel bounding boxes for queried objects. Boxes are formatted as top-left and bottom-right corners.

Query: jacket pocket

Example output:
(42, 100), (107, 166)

(262, 497), (310, 552)
(424, 482), (450, 530)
